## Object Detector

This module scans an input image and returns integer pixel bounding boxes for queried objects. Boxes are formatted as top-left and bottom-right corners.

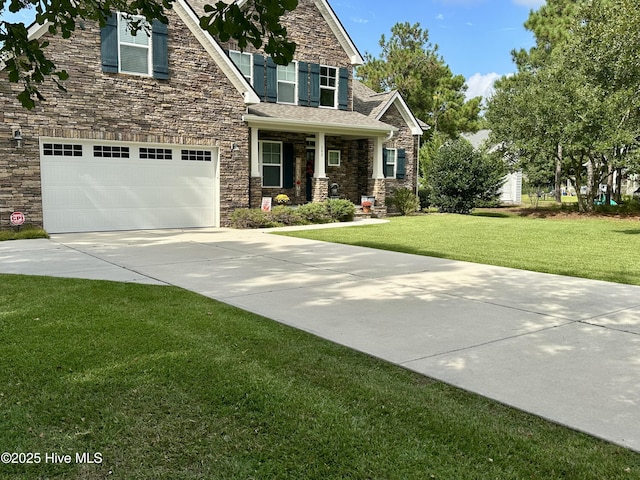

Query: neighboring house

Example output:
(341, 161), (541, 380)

(462, 129), (522, 205)
(0, 0), (424, 233)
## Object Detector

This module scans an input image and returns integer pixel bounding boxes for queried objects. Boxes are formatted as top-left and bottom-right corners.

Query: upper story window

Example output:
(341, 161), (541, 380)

(277, 62), (297, 104)
(229, 50), (252, 83)
(118, 14), (152, 76)
(320, 66), (337, 108)
(101, 13), (169, 79)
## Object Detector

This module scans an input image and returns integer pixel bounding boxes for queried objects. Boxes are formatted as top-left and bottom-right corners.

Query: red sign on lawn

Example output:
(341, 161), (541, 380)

(10, 211), (25, 226)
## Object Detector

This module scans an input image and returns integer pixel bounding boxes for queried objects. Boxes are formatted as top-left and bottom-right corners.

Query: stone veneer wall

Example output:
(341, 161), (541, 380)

(381, 103), (419, 192)
(219, 0), (353, 110)
(0, 9), (250, 229)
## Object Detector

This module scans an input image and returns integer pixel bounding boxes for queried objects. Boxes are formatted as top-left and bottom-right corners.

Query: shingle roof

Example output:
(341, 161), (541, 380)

(352, 81), (396, 118)
(247, 103), (396, 132)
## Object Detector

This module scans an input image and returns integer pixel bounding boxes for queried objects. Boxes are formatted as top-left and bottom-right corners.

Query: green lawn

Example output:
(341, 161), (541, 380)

(1, 274), (638, 479)
(280, 213), (640, 285)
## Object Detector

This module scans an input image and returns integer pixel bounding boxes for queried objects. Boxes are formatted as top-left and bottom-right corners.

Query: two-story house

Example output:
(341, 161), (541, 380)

(0, 0), (424, 233)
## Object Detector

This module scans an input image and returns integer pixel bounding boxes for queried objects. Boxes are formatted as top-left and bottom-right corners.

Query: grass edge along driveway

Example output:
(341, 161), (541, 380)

(278, 213), (640, 286)
(1, 274), (639, 479)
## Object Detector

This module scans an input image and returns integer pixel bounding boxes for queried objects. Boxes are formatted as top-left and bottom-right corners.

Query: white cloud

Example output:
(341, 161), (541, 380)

(436, 13), (445, 20)
(464, 72), (502, 102)
(512, 0), (545, 7)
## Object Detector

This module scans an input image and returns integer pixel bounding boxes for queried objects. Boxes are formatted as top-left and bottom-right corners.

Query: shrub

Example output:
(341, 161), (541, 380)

(269, 205), (306, 226)
(326, 199), (355, 222)
(418, 186), (432, 210)
(296, 202), (332, 224)
(389, 188), (420, 215)
(230, 208), (283, 229)
(427, 138), (506, 214)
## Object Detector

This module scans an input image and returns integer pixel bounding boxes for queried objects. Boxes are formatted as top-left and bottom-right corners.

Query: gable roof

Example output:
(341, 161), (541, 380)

(353, 81), (425, 136)
(188, 0), (363, 65)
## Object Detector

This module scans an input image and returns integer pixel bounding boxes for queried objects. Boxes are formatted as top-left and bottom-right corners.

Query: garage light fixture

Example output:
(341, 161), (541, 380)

(231, 142), (239, 152)
(11, 129), (23, 148)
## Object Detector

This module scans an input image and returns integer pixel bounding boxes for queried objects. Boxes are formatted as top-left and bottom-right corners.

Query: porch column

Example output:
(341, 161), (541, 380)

(250, 127), (260, 177)
(315, 132), (327, 179)
(372, 136), (385, 179)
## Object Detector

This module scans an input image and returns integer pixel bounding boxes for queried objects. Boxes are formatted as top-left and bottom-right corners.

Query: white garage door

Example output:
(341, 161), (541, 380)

(40, 139), (219, 233)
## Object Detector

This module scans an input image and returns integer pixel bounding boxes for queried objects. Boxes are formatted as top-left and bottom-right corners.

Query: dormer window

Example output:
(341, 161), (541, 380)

(320, 66), (337, 108)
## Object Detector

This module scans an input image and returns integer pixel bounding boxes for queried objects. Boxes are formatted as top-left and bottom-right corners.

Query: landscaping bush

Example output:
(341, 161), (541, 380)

(296, 202), (333, 224)
(269, 205), (306, 226)
(326, 198), (355, 222)
(230, 208), (283, 229)
(418, 186), (432, 210)
(427, 138), (506, 214)
(232, 199), (356, 229)
(389, 188), (420, 215)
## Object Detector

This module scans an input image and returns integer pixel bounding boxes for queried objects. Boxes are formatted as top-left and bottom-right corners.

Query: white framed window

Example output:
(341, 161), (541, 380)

(385, 148), (397, 177)
(229, 50), (252, 83)
(260, 141), (282, 188)
(327, 150), (341, 167)
(117, 13), (152, 76)
(320, 66), (337, 108)
(277, 62), (297, 104)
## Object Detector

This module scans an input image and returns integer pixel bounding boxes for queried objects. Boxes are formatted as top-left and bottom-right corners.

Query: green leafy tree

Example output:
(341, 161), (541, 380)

(487, 0), (640, 212)
(356, 22), (481, 139)
(426, 138), (506, 214)
(0, 0), (298, 108)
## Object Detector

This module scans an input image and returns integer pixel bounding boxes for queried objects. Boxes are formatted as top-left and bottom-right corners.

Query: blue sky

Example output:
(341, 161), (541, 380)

(2, 0), (545, 100)
(331, 0), (546, 100)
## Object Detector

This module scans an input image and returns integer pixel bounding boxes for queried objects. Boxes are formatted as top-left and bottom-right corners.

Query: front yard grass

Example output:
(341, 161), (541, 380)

(1, 274), (638, 479)
(279, 213), (640, 286)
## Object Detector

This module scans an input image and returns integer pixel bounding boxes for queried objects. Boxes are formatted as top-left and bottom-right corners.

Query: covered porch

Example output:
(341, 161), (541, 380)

(243, 103), (397, 212)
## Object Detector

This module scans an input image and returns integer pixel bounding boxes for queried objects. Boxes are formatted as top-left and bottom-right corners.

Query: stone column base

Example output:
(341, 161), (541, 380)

(368, 178), (387, 208)
(312, 177), (329, 203)
(250, 176), (263, 208)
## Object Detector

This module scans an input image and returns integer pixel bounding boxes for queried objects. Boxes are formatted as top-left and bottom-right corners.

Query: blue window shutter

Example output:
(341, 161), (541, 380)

(101, 13), (118, 73)
(396, 149), (406, 179)
(298, 61), (309, 106)
(253, 54), (266, 99)
(338, 67), (349, 110)
(152, 20), (169, 79)
(383, 149), (393, 178)
(310, 63), (320, 107)
(283, 143), (295, 188)
(266, 57), (277, 103)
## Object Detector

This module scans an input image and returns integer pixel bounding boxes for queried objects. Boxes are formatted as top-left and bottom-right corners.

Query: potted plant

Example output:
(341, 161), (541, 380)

(361, 200), (372, 213)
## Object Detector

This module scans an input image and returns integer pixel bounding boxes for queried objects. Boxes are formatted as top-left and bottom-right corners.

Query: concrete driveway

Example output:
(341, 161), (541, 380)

(1, 225), (639, 452)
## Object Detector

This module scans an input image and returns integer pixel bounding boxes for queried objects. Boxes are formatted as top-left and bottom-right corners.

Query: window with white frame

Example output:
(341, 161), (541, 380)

(320, 66), (337, 108)
(261, 141), (282, 187)
(277, 62), (297, 104)
(229, 50), (252, 83)
(385, 148), (397, 177)
(118, 13), (152, 75)
(327, 150), (341, 167)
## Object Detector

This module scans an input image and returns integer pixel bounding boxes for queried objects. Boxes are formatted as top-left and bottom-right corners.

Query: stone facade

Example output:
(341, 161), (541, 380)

(0, 8), (249, 229)
(0, 0), (422, 231)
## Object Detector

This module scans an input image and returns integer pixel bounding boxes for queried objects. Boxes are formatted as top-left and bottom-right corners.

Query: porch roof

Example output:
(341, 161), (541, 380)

(243, 103), (397, 137)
